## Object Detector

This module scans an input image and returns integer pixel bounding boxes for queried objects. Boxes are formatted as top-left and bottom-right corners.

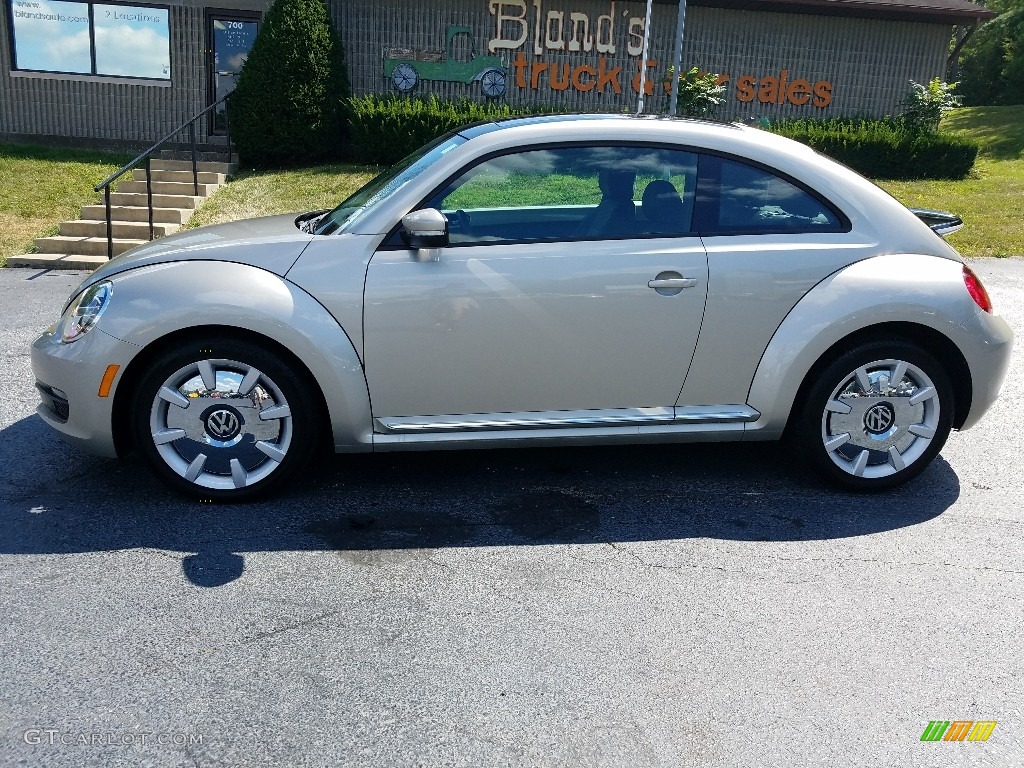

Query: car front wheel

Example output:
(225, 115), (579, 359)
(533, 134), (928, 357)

(798, 341), (954, 491)
(132, 338), (318, 501)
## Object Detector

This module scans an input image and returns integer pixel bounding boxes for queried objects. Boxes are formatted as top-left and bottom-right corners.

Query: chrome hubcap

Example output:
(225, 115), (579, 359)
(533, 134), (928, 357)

(149, 359), (293, 490)
(820, 358), (940, 479)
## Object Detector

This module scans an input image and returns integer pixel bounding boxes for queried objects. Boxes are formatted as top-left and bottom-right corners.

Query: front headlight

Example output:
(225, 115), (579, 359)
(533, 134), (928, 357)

(59, 281), (113, 343)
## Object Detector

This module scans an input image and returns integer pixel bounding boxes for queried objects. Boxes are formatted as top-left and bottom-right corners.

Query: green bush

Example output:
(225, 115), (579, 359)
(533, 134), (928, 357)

(665, 67), (727, 118)
(901, 78), (961, 134)
(347, 95), (532, 165)
(228, 0), (349, 167)
(770, 118), (979, 180)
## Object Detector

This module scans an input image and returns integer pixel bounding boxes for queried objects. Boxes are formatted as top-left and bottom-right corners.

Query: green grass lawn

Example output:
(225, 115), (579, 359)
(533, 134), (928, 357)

(879, 105), (1024, 257)
(186, 164), (377, 229)
(0, 144), (131, 267)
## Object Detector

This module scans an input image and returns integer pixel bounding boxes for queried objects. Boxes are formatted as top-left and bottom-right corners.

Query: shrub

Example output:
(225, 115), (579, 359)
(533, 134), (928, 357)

(665, 67), (727, 118)
(228, 0), (349, 167)
(346, 95), (525, 165)
(770, 118), (979, 180)
(901, 78), (961, 134)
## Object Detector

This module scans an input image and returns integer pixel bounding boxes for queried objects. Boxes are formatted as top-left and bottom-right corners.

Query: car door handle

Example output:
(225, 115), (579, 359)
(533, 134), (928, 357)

(648, 277), (698, 289)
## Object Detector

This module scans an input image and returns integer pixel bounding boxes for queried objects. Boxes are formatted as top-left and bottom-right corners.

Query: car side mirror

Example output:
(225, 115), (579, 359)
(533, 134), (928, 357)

(400, 209), (449, 254)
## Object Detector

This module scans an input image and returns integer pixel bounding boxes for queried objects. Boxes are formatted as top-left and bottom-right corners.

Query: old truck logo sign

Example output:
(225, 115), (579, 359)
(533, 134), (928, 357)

(384, 25), (508, 97)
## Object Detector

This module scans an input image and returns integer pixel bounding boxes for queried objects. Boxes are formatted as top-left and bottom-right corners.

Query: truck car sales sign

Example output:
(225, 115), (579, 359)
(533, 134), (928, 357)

(486, 0), (833, 107)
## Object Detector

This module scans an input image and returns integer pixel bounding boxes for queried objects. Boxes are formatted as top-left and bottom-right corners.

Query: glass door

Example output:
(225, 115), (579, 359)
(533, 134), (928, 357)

(207, 11), (260, 134)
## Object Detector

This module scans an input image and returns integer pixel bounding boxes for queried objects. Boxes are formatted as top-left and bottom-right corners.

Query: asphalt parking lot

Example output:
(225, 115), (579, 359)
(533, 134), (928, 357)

(1, 261), (1021, 767)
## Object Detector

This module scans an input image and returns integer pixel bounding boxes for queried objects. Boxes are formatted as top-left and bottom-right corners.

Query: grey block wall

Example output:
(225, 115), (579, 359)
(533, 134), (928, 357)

(0, 0), (953, 146)
(335, 0), (952, 119)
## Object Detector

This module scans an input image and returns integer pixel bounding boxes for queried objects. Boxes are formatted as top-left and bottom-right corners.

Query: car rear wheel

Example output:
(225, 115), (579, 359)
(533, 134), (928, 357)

(132, 338), (318, 501)
(797, 341), (953, 491)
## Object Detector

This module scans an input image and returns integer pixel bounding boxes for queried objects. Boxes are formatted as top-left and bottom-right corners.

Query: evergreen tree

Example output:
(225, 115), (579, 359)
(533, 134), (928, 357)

(228, 0), (350, 166)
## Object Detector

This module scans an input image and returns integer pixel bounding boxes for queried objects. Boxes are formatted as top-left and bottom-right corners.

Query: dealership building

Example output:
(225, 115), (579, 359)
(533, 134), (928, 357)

(0, 0), (994, 149)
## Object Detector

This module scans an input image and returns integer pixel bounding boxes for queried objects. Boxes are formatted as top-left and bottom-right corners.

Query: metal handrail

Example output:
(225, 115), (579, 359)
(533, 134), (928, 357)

(94, 94), (233, 260)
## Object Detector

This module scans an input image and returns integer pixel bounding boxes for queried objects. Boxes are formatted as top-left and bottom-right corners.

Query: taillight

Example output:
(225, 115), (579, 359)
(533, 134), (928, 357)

(963, 265), (993, 313)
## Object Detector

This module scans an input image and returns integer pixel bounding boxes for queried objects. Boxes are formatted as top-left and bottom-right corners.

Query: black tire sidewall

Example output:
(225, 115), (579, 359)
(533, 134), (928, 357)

(131, 337), (318, 502)
(798, 340), (954, 492)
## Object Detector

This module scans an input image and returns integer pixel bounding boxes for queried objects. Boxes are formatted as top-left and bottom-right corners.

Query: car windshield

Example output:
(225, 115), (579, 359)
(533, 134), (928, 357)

(313, 132), (467, 235)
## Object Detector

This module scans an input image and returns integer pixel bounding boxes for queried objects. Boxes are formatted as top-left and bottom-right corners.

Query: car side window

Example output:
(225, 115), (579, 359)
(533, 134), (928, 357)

(694, 154), (843, 235)
(421, 145), (699, 245)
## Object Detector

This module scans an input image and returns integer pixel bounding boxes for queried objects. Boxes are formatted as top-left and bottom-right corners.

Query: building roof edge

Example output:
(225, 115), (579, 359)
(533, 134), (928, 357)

(668, 0), (997, 25)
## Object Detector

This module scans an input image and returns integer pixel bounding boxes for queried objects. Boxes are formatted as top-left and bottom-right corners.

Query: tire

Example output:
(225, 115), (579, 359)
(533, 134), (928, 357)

(393, 63), (417, 92)
(480, 68), (506, 97)
(132, 337), (319, 502)
(796, 340), (953, 491)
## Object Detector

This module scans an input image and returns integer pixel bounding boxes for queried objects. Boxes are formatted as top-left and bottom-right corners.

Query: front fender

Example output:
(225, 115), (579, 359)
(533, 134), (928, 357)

(100, 261), (372, 451)
(745, 254), (982, 439)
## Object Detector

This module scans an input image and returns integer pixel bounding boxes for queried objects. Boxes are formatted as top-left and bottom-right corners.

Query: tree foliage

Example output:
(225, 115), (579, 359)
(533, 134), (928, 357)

(228, 0), (350, 167)
(957, 0), (1024, 106)
(666, 67), (727, 118)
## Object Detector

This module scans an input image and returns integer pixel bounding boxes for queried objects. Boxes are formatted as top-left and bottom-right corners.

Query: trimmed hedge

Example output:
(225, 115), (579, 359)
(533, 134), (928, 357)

(346, 99), (978, 181)
(346, 95), (531, 165)
(770, 118), (979, 180)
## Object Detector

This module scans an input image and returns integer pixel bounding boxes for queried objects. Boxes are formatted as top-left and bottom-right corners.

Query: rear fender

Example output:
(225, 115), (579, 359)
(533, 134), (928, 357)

(745, 254), (975, 438)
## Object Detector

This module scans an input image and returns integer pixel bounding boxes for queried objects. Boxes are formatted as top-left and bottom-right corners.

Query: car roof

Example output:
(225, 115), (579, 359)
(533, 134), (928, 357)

(456, 113), (809, 158)
(457, 113), (745, 139)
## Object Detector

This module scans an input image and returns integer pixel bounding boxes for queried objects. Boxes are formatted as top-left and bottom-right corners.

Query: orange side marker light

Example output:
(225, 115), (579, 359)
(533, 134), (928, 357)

(98, 364), (120, 397)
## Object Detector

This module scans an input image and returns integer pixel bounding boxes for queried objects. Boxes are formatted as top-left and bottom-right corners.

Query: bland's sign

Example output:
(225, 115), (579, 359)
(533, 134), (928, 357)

(486, 0), (832, 106)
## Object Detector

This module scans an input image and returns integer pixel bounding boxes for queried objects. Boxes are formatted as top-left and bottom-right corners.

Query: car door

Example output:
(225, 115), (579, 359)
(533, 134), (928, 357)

(677, 152), (880, 408)
(362, 143), (709, 430)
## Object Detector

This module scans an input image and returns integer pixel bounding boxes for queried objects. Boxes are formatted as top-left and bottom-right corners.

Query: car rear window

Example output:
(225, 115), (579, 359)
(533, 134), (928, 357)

(694, 155), (844, 235)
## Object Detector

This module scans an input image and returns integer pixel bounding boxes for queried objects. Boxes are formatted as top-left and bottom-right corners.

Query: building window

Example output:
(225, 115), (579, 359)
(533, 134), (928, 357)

(8, 0), (170, 80)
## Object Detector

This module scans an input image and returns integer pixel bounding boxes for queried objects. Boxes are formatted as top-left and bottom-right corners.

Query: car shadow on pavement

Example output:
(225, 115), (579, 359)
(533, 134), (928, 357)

(0, 413), (961, 587)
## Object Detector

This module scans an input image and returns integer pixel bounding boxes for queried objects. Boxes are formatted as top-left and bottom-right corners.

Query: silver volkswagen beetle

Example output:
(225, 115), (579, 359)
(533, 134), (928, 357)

(30, 115), (1013, 500)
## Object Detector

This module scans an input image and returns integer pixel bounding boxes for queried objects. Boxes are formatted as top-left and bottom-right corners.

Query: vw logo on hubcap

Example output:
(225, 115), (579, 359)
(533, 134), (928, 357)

(863, 402), (896, 435)
(203, 406), (242, 442)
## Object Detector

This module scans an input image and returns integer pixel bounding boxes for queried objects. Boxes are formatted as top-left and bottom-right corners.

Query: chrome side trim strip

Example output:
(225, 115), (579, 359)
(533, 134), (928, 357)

(375, 405), (759, 434)
(376, 409), (674, 434)
(675, 405), (760, 423)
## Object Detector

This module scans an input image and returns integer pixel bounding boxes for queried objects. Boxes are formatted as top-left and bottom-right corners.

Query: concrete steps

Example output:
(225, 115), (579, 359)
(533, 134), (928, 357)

(156, 149), (238, 165)
(34, 236), (146, 257)
(154, 158), (237, 173)
(107, 191), (203, 209)
(80, 205), (191, 224)
(116, 179), (220, 197)
(11, 254), (108, 270)
(9, 158), (235, 270)
(59, 220), (180, 239)
(133, 169), (226, 185)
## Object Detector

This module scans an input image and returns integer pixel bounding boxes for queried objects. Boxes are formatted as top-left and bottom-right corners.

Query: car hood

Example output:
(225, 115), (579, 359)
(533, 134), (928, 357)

(86, 213), (314, 284)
